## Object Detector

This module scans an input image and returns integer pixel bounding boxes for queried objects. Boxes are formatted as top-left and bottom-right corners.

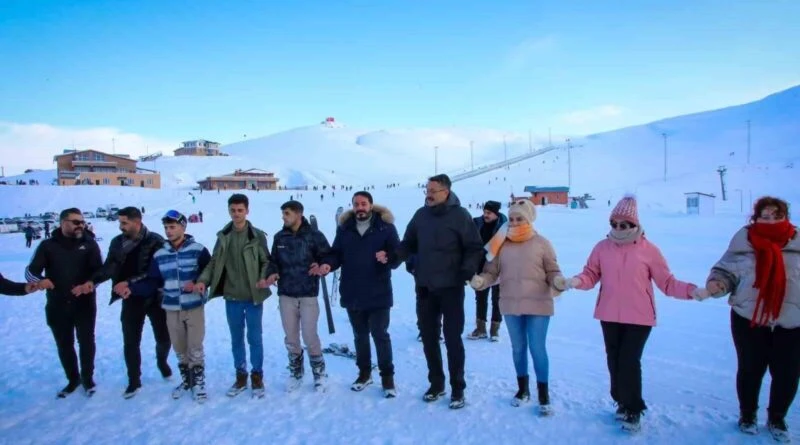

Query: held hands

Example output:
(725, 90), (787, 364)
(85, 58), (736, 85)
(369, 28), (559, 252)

(469, 274), (486, 290)
(24, 282), (38, 294)
(194, 282), (207, 295)
(38, 279), (55, 290)
(691, 287), (711, 301)
(71, 281), (95, 297)
(376, 251), (388, 264)
(183, 282), (195, 293)
(113, 281), (129, 298)
(706, 280), (725, 295)
(553, 276), (580, 291)
(317, 264), (332, 276)
(265, 274), (279, 287)
(256, 279), (269, 289)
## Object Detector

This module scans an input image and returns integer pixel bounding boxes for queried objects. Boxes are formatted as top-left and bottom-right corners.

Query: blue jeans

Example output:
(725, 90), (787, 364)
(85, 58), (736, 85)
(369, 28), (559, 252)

(505, 315), (550, 383)
(225, 300), (264, 374)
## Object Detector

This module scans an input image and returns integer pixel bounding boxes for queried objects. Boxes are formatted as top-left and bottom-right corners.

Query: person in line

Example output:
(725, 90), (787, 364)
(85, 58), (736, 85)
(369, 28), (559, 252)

(25, 208), (103, 398)
(196, 194), (272, 398)
(467, 200), (507, 341)
(557, 195), (702, 433)
(698, 196), (799, 442)
(470, 199), (565, 416)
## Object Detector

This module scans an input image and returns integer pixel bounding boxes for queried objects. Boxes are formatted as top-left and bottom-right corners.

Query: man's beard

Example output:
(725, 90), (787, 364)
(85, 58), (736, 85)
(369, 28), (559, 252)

(356, 211), (371, 221)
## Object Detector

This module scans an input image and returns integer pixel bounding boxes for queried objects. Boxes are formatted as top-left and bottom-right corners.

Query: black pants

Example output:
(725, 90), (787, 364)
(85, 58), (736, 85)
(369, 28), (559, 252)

(121, 297), (171, 385)
(600, 321), (652, 414)
(46, 299), (97, 385)
(474, 284), (501, 323)
(731, 310), (800, 420)
(418, 286), (466, 393)
(347, 308), (394, 377)
(25, 237), (32, 248)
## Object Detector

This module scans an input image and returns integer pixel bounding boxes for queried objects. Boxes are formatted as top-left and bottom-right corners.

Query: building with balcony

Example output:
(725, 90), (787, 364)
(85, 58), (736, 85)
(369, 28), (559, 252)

(174, 139), (225, 156)
(54, 149), (161, 188)
(197, 169), (279, 191)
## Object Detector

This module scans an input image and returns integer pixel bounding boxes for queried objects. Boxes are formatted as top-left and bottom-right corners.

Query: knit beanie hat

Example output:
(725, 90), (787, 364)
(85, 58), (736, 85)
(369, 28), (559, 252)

(483, 200), (501, 216)
(610, 194), (639, 226)
(509, 199), (537, 224)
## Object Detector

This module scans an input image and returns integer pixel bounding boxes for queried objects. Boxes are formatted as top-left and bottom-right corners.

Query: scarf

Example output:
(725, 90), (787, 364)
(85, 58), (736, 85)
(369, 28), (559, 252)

(748, 220), (796, 327)
(484, 222), (535, 262)
(120, 226), (148, 259)
(607, 226), (643, 245)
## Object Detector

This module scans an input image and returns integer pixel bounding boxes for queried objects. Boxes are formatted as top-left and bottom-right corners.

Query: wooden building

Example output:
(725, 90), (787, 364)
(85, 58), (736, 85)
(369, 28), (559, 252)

(523, 186), (570, 205)
(197, 169), (279, 191)
(54, 149), (161, 188)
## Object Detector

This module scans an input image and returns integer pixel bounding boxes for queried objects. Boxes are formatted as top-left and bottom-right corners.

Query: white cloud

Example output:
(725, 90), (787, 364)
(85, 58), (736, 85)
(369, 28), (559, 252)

(0, 122), (175, 176)
(504, 36), (557, 73)
(558, 105), (625, 125)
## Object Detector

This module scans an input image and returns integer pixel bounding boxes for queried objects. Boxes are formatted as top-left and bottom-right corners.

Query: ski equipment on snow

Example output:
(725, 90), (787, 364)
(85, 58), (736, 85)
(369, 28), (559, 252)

(309, 215), (335, 334)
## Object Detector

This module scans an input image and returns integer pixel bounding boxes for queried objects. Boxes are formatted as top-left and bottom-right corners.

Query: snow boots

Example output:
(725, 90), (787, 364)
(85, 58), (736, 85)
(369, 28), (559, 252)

(310, 355), (327, 391)
(467, 320), (488, 340)
(172, 363), (192, 399)
(227, 370), (248, 397)
(489, 321), (501, 342)
(286, 351), (304, 392)
(351, 369), (373, 392)
(511, 376), (531, 407)
(191, 365), (207, 402)
(537, 382), (552, 416)
(381, 375), (397, 398)
(251, 371), (265, 399)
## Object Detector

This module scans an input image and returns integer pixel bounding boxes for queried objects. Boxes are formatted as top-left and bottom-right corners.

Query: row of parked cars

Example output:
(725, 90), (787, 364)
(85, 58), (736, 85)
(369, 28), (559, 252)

(0, 206), (120, 238)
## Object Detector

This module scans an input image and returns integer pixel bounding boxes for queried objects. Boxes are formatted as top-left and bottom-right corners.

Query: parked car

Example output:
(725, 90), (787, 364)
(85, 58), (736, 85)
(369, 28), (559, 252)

(96, 208), (108, 218)
(82, 211), (95, 219)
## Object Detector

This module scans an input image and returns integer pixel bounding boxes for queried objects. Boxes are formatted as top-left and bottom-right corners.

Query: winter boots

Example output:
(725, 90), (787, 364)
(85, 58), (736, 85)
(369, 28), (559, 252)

(467, 320), (488, 340)
(310, 355), (327, 391)
(191, 365), (207, 402)
(172, 363), (192, 399)
(489, 322), (501, 342)
(381, 375), (397, 398)
(286, 351), (304, 392)
(351, 369), (373, 392)
(537, 382), (552, 416)
(251, 371), (265, 399)
(227, 370), (248, 397)
(511, 376), (530, 407)
(57, 380), (81, 399)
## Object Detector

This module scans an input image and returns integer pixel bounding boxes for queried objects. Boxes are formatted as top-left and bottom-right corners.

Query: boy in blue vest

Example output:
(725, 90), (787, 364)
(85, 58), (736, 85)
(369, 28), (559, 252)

(126, 210), (211, 402)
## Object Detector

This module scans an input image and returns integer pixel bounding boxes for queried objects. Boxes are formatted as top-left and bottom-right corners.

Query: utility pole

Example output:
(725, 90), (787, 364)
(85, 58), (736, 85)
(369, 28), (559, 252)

(112, 138), (116, 154)
(662, 133), (667, 181)
(735, 189), (743, 212)
(566, 138), (572, 189)
(528, 129), (532, 153)
(434, 146), (439, 175)
(717, 166), (728, 201)
(746, 119), (751, 164)
(470, 140), (474, 170)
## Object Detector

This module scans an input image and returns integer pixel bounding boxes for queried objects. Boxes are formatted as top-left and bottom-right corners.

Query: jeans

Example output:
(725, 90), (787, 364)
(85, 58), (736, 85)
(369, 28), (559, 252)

(225, 300), (264, 374)
(475, 285), (501, 323)
(417, 286), (466, 392)
(347, 308), (394, 376)
(504, 315), (550, 382)
(601, 321), (652, 414)
(731, 310), (800, 420)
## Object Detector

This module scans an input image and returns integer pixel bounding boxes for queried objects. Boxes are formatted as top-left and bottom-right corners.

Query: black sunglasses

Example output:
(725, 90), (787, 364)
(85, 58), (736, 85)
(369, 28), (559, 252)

(610, 221), (636, 230)
(67, 219), (85, 226)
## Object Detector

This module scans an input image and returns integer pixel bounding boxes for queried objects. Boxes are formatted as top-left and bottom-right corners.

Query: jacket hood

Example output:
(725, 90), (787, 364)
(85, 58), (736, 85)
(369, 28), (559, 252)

(219, 221), (258, 239)
(337, 204), (395, 226)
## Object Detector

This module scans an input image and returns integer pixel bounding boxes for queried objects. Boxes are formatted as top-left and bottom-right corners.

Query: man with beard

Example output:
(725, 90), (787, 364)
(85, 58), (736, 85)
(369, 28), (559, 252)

(318, 191), (400, 397)
(74, 206), (172, 399)
(25, 208), (103, 398)
(467, 200), (507, 341)
(196, 194), (272, 399)
(394, 174), (483, 409)
(265, 200), (332, 392)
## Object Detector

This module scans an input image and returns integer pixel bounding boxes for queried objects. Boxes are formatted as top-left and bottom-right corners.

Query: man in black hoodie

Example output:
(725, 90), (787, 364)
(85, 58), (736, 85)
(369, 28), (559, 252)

(395, 174), (483, 409)
(25, 208), (103, 398)
(74, 206), (172, 399)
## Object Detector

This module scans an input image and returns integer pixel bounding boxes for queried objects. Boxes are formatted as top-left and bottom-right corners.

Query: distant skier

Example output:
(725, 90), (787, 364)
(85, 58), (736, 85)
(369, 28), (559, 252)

(198, 211), (203, 223)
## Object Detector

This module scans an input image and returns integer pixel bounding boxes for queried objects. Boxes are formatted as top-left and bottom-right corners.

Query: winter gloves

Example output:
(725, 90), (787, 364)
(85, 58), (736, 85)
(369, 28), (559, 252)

(469, 274), (486, 290)
(553, 276), (581, 291)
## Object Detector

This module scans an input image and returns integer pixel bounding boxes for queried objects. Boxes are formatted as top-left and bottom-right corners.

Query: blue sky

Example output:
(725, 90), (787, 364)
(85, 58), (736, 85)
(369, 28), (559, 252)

(1, 0), (798, 157)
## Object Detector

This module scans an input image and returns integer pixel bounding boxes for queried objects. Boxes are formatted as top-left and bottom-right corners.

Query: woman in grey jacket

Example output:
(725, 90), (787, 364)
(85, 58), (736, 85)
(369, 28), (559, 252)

(699, 196), (799, 443)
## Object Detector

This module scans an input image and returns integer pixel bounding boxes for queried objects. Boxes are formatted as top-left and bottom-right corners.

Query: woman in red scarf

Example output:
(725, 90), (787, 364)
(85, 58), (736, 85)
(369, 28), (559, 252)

(700, 197), (800, 443)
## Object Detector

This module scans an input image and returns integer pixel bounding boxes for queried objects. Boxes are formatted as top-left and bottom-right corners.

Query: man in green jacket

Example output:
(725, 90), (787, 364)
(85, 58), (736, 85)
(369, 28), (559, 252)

(195, 194), (271, 399)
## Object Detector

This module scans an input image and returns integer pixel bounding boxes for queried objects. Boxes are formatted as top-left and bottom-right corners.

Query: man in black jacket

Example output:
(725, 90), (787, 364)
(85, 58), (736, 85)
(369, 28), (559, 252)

(319, 192), (401, 397)
(25, 208), (103, 398)
(0, 272), (35, 295)
(265, 200), (332, 392)
(74, 206), (172, 398)
(467, 200), (507, 341)
(396, 174), (484, 409)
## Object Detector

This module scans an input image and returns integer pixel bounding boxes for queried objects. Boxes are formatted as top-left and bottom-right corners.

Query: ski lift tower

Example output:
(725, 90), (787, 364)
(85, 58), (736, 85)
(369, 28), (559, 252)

(717, 166), (728, 201)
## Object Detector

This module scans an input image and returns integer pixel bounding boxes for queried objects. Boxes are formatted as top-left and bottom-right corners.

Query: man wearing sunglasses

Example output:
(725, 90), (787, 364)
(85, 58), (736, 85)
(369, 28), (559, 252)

(25, 208), (103, 398)
(75, 206), (172, 399)
(394, 174), (484, 409)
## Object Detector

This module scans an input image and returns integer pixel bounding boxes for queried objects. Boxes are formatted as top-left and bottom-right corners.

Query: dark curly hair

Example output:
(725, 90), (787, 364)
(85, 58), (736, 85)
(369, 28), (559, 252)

(750, 196), (790, 224)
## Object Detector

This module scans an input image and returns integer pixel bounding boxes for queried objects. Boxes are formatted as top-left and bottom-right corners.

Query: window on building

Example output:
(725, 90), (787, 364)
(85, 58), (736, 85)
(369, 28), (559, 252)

(103, 178), (110, 185)
(147, 179), (153, 185)
(94, 153), (104, 161)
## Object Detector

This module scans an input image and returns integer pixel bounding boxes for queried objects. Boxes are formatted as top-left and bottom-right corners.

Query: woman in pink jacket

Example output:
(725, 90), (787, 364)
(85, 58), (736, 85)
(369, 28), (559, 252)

(555, 195), (702, 433)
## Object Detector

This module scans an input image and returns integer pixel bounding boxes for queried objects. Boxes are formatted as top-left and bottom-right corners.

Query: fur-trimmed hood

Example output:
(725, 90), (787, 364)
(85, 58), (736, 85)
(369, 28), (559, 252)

(337, 204), (395, 226)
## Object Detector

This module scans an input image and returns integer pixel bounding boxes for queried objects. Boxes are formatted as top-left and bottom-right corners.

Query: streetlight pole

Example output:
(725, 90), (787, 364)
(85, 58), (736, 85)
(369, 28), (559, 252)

(470, 140), (474, 170)
(662, 133), (667, 181)
(735, 189), (743, 212)
(566, 138), (572, 189)
(434, 146), (439, 175)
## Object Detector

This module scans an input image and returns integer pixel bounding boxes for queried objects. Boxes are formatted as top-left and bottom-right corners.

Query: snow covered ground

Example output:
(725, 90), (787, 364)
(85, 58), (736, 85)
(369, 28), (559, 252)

(0, 171), (798, 445)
